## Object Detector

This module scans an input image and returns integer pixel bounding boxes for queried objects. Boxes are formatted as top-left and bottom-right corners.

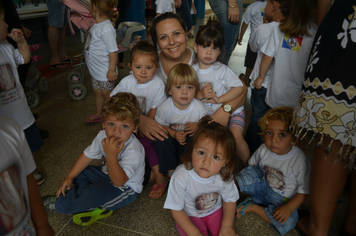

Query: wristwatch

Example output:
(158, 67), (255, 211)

(221, 103), (233, 115)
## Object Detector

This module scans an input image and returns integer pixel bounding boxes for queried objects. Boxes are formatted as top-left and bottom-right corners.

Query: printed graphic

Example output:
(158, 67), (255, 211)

(169, 124), (186, 131)
(136, 96), (147, 115)
(195, 192), (219, 210)
(264, 166), (284, 190)
(0, 64), (21, 105)
(282, 34), (304, 52)
(261, 8), (265, 16)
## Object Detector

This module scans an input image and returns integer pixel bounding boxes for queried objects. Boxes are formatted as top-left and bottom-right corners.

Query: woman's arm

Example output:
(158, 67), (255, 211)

(171, 209), (203, 236)
(147, 108), (157, 119)
(139, 114), (169, 141)
(213, 87), (243, 104)
(219, 201), (238, 236)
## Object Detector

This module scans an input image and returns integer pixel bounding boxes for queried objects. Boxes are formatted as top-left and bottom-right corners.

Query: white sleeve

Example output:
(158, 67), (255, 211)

(164, 169), (187, 211)
(223, 66), (244, 89)
(101, 29), (118, 53)
(151, 82), (166, 109)
(84, 133), (104, 159)
(221, 179), (239, 203)
(119, 149), (143, 180)
(110, 78), (127, 97)
(155, 102), (169, 125)
(261, 28), (277, 58)
(242, 4), (252, 24)
(248, 145), (263, 166)
(296, 158), (311, 194)
(13, 48), (25, 66)
(249, 26), (261, 52)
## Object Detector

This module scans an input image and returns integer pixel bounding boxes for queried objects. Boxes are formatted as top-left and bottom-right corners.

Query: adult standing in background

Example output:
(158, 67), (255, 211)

(174, 0), (192, 31)
(209, 0), (243, 64)
(115, 0), (131, 68)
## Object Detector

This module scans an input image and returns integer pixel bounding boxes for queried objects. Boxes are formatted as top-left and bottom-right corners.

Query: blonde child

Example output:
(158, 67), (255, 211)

(192, 17), (249, 163)
(235, 107), (311, 235)
(42, 93), (145, 226)
(110, 40), (168, 200)
(154, 64), (208, 183)
(85, 0), (119, 123)
(164, 115), (239, 236)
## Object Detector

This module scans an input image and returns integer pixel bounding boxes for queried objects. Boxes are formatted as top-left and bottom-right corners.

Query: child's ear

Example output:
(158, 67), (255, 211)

(128, 63), (132, 70)
(168, 89), (172, 96)
(102, 122), (105, 130)
(133, 125), (139, 134)
(194, 43), (198, 53)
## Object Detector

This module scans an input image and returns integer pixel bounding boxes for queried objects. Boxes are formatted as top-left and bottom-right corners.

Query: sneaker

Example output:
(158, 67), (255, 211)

(33, 169), (45, 185)
(42, 195), (56, 213)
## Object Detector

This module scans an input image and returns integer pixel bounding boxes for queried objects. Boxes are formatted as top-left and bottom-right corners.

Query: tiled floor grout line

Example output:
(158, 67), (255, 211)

(96, 222), (154, 236)
(55, 217), (74, 236)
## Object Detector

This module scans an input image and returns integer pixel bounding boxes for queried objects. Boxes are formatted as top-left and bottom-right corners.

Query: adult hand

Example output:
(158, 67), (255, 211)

(228, 5), (240, 24)
(139, 115), (169, 141)
(174, 0), (182, 8)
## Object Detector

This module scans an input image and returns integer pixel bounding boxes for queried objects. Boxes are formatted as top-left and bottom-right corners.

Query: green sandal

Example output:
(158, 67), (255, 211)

(73, 208), (113, 226)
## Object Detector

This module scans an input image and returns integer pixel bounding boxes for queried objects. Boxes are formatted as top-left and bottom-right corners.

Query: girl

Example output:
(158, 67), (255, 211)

(85, 0), (118, 123)
(110, 40), (167, 200)
(154, 64), (208, 183)
(164, 115), (239, 236)
(192, 17), (250, 164)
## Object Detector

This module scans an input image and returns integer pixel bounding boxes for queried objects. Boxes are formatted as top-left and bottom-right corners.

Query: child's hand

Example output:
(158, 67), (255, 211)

(219, 225), (238, 236)
(107, 70), (117, 82)
(56, 177), (74, 197)
(184, 122), (198, 137)
(176, 131), (187, 145)
(102, 137), (124, 158)
(205, 96), (220, 104)
(253, 77), (264, 89)
(238, 37), (242, 45)
(7, 28), (26, 44)
(273, 204), (292, 224)
(202, 84), (215, 99)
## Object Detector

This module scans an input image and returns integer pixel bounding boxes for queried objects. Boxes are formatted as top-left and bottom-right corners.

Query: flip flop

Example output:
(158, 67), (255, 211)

(62, 57), (81, 64)
(73, 208), (113, 226)
(49, 63), (68, 70)
(236, 197), (253, 216)
(149, 182), (168, 200)
(86, 115), (103, 123)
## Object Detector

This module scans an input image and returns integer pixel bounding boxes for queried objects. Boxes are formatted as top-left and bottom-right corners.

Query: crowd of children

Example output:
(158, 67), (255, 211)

(3, 0), (352, 234)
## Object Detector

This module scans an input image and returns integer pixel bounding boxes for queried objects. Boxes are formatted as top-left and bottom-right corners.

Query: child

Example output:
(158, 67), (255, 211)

(110, 40), (168, 200)
(192, 17), (249, 163)
(154, 63), (208, 181)
(237, 0), (267, 86)
(244, 0), (288, 155)
(164, 115), (239, 236)
(85, 0), (119, 123)
(155, 0), (176, 16)
(42, 93), (145, 226)
(235, 107), (311, 235)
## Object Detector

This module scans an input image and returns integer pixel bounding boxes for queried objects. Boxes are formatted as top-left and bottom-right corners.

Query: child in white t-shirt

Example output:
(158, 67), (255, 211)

(154, 63), (208, 182)
(110, 40), (168, 200)
(236, 107), (311, 235)
(42, 93), (145, 226)
(164, 115), (239, 236)
(155, 0), (176, 16)
(192, 17), (249, 163)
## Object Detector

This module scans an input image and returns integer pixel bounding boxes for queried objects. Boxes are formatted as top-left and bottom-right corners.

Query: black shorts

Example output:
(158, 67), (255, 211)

(244, 42), (258, 68)
(24, 122), (44, 153)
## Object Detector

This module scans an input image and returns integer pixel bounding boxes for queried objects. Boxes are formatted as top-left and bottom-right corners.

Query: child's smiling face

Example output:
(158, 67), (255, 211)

(0, 13), (8, 43)
(263, 119), (293, 155)
(102, 114), (138, 144)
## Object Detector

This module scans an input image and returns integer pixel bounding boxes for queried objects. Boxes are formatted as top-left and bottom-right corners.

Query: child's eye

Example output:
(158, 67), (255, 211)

(212, 47), (218, 51)
(202, 45), (207, 49)
(123, 125), (129, 129)
(198, 151), (205, 155)
(175, 85), (181, 89)
(279, 133), (287, 138)
(147, 66), (152, 70)
(213, 155), (220, 160)
(188, 86), (194, 90)
(136, 66), (141, 69)
(265, 131), (272, 136)
(108, 123), (114, 126)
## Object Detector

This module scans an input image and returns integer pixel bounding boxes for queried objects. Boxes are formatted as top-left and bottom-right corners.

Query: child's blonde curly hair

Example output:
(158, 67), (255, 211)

(258, 106), (294, 137)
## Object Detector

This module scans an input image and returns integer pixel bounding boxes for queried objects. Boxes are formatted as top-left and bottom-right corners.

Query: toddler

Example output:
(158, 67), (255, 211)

(110, 40), (167, 200)
(236, 107), (311, 235)
(42, 93), (145, 226)
(164, 115), (239, 236)
(85, 0), (119, 123)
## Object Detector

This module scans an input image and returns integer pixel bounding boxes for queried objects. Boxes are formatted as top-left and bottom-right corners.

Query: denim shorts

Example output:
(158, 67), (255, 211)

(236, 166), (298, 235)
(47, 0), (69, 27)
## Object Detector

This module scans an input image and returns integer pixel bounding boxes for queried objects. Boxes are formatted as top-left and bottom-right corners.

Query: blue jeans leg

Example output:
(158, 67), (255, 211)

(245, 87), (270, 154)
(208, 0), (243, 64)
(176, 0), (192, 31)
(55, 166), (138, 214)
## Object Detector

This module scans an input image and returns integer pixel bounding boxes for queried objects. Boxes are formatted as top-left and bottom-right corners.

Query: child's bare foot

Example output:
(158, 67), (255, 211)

(148, 170), (156, 183)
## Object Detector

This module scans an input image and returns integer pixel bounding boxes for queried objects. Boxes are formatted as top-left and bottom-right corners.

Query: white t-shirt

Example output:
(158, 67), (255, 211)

(84, 131), (145, 193)
(155, 0), (175, 14)
(0, 115), (37, 236)
(110, 74), (166, 115)
(0, 41), (35, 130)
(249, 21), (279, 89)
(192, 62), (244, 116)
(85, 19), (118, 81)
(248, 144), (311, 199)
(263, 23), (318, 108)
(164, 164), (239, 217)
(242, 1), (267, 38)
(156, 47), (194, 84)
(155, 97), (208, 128)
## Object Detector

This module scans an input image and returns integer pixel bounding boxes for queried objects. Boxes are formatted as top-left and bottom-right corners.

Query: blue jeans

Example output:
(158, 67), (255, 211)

(236, 166), (298, 235)
(55, 166), (138, 214)
(176, 0), (193, 31)
(208, 0), (243, 64)
(245, 87), (270, 154)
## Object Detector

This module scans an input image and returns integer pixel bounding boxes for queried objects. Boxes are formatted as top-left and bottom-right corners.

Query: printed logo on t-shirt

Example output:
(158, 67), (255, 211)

(261, 8), (265, 16)
(195, 192), (219, 210)
(169, 124), (185, 131)
(282, 34), (304, 52)
(136, 96), (147, 115)
(0, 64), (21, 105)
(264, 166), (284, 190)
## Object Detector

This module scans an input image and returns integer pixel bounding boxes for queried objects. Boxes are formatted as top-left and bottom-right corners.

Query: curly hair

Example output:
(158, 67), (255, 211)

(180, 115), (238, 182)
(91, 0), (118, 23)
(258, 106), (294, 136)
(102, 92), (141, 126)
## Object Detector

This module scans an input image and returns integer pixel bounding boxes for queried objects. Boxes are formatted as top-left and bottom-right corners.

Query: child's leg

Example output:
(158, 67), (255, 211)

(175, 217), (209, 236)
(89, 79), (114, 121)
(228, 111), (250, 163)
(205, 207), (223, 236)
(55, 166), (138, 214)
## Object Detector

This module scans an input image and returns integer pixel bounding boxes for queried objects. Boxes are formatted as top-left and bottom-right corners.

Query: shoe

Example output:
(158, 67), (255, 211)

(236, 197), (253, 216)
(86, 115), (103, 123)
(42, 195), (56, 213)
(49, 63), (68, 70)
(148, 182), (168, 200)
(33, 169), (45, 185)
(39, 129), (50, 140)
(73, 208), (113, 226)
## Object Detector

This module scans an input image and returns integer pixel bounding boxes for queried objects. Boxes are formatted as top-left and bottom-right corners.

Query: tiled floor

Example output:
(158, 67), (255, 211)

(28, 5), (350, 236)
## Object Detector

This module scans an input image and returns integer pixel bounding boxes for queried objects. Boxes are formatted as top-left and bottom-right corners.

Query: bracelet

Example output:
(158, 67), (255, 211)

(229, 5), (238, 8)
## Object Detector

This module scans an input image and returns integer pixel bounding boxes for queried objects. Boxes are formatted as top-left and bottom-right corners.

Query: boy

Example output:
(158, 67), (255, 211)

(42, 93), (145, 225)
(235, 107), (311, 235)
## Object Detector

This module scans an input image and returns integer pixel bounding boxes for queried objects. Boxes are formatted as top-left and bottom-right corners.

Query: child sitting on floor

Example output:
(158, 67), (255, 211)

(235, 106), (311, 235)
(42, 93), (145, 226)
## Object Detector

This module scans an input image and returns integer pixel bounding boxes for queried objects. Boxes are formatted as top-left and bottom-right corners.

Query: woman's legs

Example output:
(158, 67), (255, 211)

(343, 170), (356, 235)
(230, 126), (250, 164)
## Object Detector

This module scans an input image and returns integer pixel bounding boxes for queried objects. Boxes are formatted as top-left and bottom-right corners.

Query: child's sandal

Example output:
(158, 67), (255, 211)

(73, 208), (113, 226)
(148, 182), (167, 200)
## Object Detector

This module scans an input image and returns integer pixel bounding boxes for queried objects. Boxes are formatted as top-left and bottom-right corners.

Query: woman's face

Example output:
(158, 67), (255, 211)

(155, 18), (187, 60)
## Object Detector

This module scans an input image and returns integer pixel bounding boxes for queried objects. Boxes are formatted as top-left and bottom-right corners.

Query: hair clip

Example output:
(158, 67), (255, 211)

(208, 119), (214, 124)
(114, 8), (117, 11)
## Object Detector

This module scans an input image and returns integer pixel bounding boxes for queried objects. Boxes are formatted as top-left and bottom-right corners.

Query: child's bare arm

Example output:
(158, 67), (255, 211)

(27, 174), (55, 236)
(254, 54), (273, 89)
(238, 22), (248, 45)
(210, 87), (243, 104)
(184, 122), (198, 137)
(147, 108), (157, 119)
(196, 84), (215, 100)
(273, 193), (308, 224)
(8, 29), (30, 64)
(103, 138), (129, 186)
(107, 52), (118, 82)
(171, 209), (203, 236)
(220, 201), (238, 236)
(56, 153), (93, 197)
